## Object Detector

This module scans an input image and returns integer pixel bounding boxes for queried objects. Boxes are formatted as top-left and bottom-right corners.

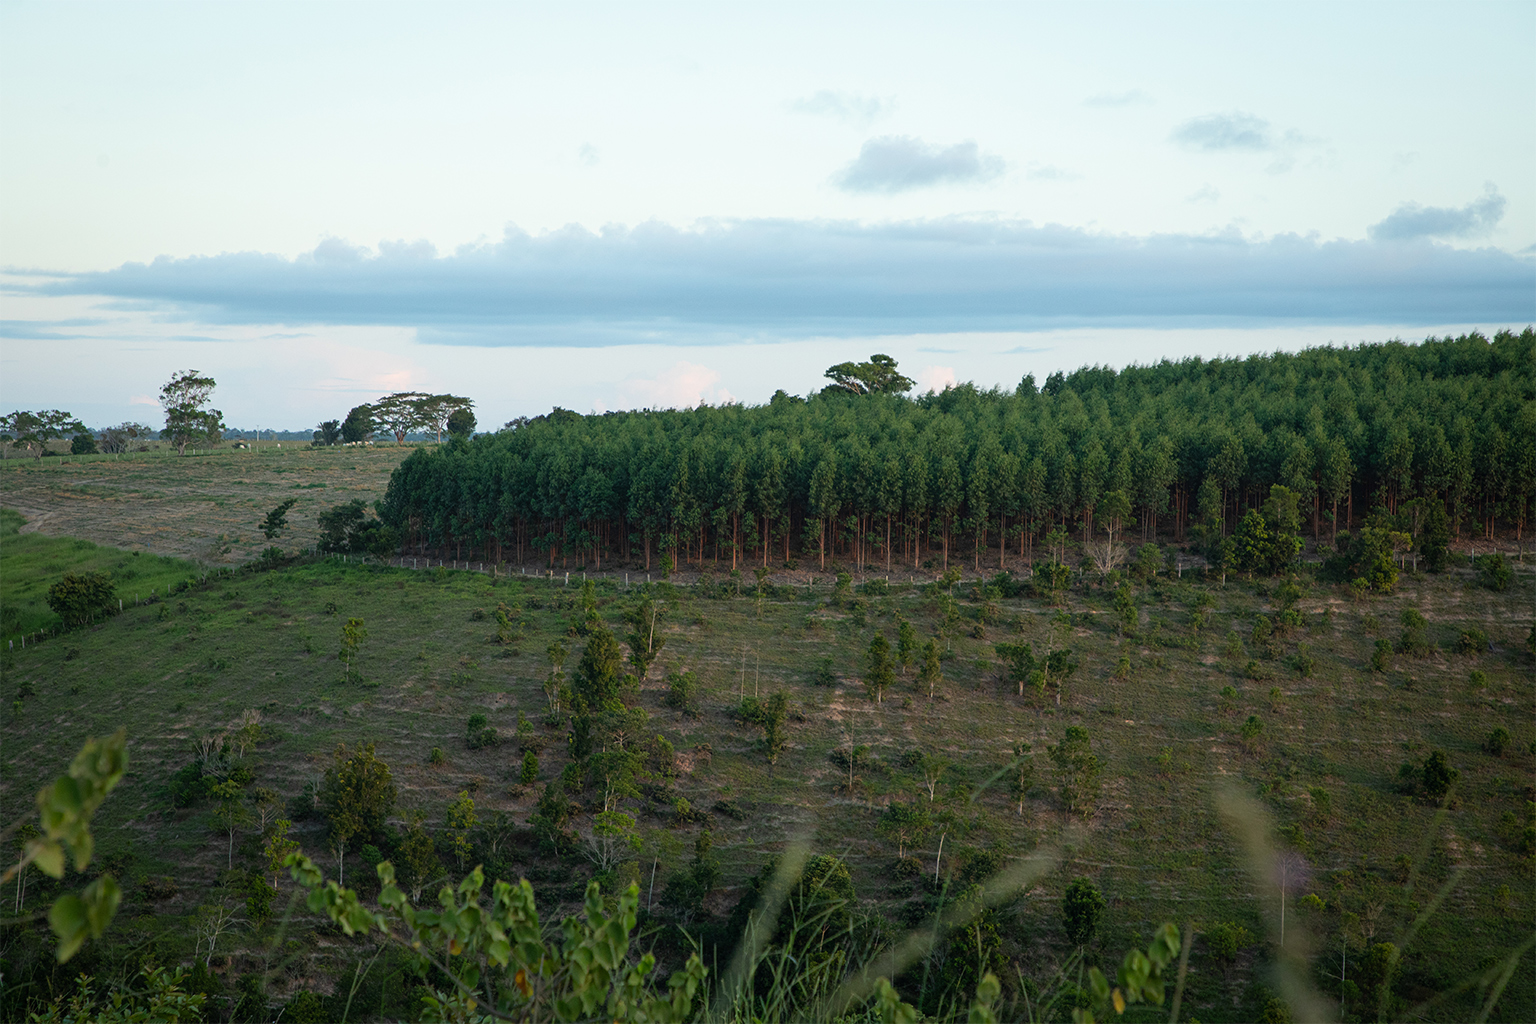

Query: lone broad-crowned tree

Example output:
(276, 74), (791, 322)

(1, 409), (87, 459)
(823, 354), (915, 396)
(159, 371), (225, 455)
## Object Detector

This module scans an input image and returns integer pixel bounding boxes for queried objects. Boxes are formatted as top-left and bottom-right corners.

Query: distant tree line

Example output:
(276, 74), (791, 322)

(377, 331), (1534, 570)
(313, 393), (475, 447)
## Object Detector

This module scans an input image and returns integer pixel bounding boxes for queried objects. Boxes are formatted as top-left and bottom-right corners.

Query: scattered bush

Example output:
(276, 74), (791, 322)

(1458, 628), (1488, 655)
(1483, 727), (1510, 756)
(520, 749), (540, 784)
(1371, 639), (1392, 673)
(428, 746), (446, 766)
(1476, 552), (1512, 592)
(1062, 877), (1105, 946)
(1468, 669), (1488, 689)
(466, 713), (498, 750)
(662, 670), (699, 716)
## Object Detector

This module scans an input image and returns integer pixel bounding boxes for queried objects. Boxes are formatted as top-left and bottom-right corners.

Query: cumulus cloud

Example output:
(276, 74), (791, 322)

(618, 360), (735, 409)
(1185, 184), (1220, 203)
(835, 136), (1006, 193)
(1368, 185), (1506, 241)
(1084, 89), (1151, 107)
(1171, 111), (1274, 151)
(578, 143), (600, 167)
(788, 90), (892, 125)
(18, 218), (1533, 342)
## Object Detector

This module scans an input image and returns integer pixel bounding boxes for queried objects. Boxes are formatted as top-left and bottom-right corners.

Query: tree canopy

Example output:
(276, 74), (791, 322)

(375, 330), (1534, 573)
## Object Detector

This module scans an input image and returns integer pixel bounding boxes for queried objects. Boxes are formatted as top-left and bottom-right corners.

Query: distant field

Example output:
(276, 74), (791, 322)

(0, 442), (410, 564)
(2, 537), (1531, 1020)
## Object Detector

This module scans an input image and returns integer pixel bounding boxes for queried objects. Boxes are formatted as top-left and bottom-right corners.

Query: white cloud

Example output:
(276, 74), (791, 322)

(129, 394), (161, 407)
(1186, 184), (1220, 203)
(617, 360), (735, 410)
(835, 137), (1006, 194)
(1368, 184), (1506, 241)
(788, 90), (892, 125)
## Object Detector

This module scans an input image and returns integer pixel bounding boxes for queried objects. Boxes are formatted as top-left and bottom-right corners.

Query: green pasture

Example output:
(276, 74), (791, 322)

(2, 536), (1532, 1020)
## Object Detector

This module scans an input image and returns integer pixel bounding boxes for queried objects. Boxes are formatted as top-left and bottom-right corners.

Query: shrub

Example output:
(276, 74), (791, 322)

(428, 746), (446, 766)
(1205, 921), (1251, 972)
(1468, 669), (1488, 689)
(1371, 639), (1392, 673)
(1459, 628), (1488, 655)
(1062, 877), (1105, 946)
(1476, 552), (1512, 592)
(466, 713), (498, 750)
(1420, 750), (1458, 802)
(662, 670), (698, 715)
(520, 749), (539, 784)
(1483, 727), (1510, 756)
(46, 571), (118, 628)
(1239, 715), (1264, 752)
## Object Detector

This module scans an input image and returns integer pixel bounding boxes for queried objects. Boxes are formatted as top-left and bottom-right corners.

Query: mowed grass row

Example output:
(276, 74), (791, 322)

(1, 549), (1532, 1020)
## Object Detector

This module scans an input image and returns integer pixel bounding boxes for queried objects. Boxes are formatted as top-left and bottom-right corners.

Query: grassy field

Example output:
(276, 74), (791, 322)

(2, 477), (1532, 1022)
(0, 442), (409, 566)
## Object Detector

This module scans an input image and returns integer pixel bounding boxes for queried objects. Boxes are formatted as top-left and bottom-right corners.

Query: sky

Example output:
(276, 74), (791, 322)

(2, 1), (1532, 430)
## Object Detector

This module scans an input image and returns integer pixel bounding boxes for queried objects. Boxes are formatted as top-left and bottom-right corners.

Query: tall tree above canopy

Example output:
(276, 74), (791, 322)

(159, 370), (225, 456)
(824, 353), (915, 396)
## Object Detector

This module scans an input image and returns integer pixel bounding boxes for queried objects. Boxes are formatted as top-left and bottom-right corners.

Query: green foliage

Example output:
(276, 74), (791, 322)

(738, 690), (791, 763)
(877, 803), (931, 858)
(1062, 877), (1105, 946)
(1371, 638), (1392, 672)
(1458, 627), (1488, 654)
(1074, 923), (1180, 1024)
(1324, 527), (1406, 593)
(338, 616), (367, 680)
(865, 630), (895, 703)
(446, 790), (478, 870)
(2, 409), (87, 458)
(662, 669), (699, 716)
(27, 965), (205, 1023)
(316, 499), (397, 556)
(466, 712), (497, 749)
(260, 497), (298, 540)
(69, 432), (97, 455)
(4, 729), (128, 962)
(1420, 749), (1459, 802)
(45, 572), (117, 629)
(318, 742), (396, 884)
(521, 748), (540, 784)
(1418, 500), (1450, 571)
(158, 370), (225, 456)
(1483, 727), (1511, 756)
(1238, 715), (1264, 752)
(1050, 726), (1101, 817)
(918, 638), (943, 698)
(1476, 552), (1512, 591)
(823, 353), (915, 396)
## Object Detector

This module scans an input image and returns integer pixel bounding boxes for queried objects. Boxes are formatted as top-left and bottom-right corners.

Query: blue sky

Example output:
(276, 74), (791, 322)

(2, 1), (1532, 428)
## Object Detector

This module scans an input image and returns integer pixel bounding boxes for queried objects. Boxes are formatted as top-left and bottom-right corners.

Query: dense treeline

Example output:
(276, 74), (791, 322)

(380, 330), (1534, 572)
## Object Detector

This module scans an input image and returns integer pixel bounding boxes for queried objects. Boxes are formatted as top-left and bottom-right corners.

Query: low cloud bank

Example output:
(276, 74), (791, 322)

(19, 217), (1533, 345)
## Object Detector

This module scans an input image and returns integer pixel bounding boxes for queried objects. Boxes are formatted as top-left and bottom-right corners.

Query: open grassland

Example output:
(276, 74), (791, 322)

(0, 442), (409, 565)
(2, 526), (1532, 1020)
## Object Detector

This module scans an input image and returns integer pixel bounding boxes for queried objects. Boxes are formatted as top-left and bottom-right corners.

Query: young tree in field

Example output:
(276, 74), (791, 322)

(1010, 741), (1034, 815)
(919, 638), (943, 699)
(46, 572), (117, 628)
(399, 813), (443, 902)
(339, 617), (367, 681)
(865, 631), (895, 703)
(263, 820), (300, 891)
(446, 791), (478, 872)
(624, 596), (667, 680)
(1050, 726), (1101, 818)
(319, 743), (396, 887)
(739, 691), (791, 764)
(1062, 877), (1105, 946)
(914, 752), (950, 802)
(159, 370), (225, 455)
(583, 809), (641, 872)
(896, 617), (918, 675)
(544, 639), (570, 714)
(1, 409), (87, 459)
(520, 749), (540, 785)
(261, 498), (298, 541)
(994, 641), (1036, 697)
(208, 778), (250, 870)
(878, 803), (930, 858)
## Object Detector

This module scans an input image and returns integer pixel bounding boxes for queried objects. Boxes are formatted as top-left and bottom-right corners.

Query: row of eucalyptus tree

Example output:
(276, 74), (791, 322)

(377, 329), (1534, 571)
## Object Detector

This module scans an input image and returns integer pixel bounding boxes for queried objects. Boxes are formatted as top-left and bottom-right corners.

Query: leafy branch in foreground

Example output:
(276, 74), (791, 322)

(1, 729), (128, 962)
(285, 852), (706, 1022)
